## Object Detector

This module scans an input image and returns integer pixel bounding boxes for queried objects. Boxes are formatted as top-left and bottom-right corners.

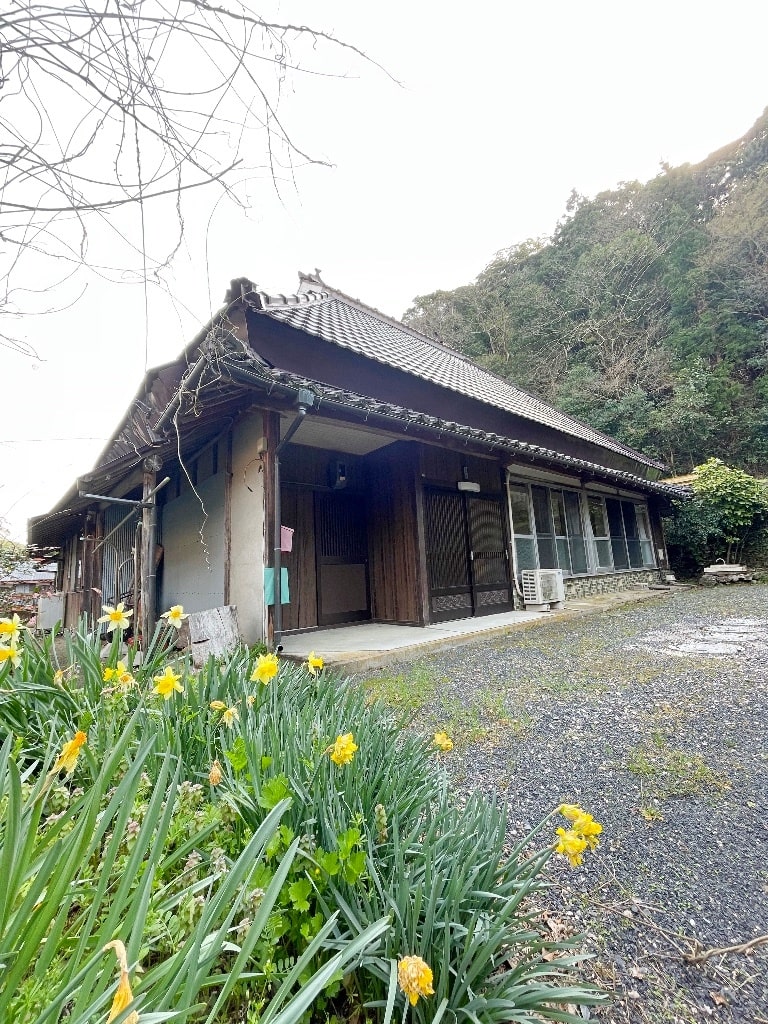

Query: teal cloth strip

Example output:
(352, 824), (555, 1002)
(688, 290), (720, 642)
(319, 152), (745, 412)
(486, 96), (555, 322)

(264, 567), (290, 605)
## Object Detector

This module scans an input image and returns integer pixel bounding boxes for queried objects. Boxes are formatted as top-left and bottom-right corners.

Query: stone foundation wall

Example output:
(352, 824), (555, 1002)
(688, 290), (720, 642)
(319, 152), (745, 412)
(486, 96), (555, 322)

(563, 569), (662, 599)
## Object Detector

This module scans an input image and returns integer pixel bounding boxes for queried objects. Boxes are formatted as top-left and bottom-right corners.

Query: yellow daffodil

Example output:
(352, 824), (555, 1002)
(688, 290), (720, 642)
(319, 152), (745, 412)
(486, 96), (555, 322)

(554, 826), (588, 867)
(52, 730), (87, 775)
(571, 811), (603, 849)
(558, 804), (603, 850)
(53, 669), (64, 684)
(0, 613), (25, 646)
(210, 700), (239, 726)
(433, 731), (453, 752)
(153, 665), (183, 699)
(222, 705), (239, 726)
(161, 605), (188, 629)
(104, 661), (134, 688)
(0, 643), (22, 668)
(209, 759), (223, 786)
(251, 652), (279, 685)
(97, 602), (133, 632)
(306, 651), (324, 676)
(328, 732), (358, 766)
(103, 940), (139, 1024)
(398, 955), (434, 1006)
(117, 667), (135, 689)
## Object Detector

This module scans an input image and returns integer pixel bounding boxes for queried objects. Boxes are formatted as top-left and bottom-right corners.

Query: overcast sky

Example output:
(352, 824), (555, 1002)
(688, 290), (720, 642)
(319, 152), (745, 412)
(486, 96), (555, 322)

(3, 0), (768, 541)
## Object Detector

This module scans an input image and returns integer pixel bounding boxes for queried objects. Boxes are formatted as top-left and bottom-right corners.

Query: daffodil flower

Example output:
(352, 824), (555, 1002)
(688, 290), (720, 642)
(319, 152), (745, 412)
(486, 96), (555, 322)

(103, 940), (139, 1024)
(433, 730), (453, 752)
(306, 651), (324, 676)
(97, 602), (133, 632)
(153, 665), (183, 699)
(161, 604), (188, 629)
(0, 613), (25, 646)
(558, 804), (603, 850)
(51, 730), (87, 775)
(554, 826), (588, 867)
(328, 732), (358, 766)
(210, 699), (239, 726)
(251, 652), (279, 684)
(398, 955), (434, 1006)
(0, 643), (22, 668)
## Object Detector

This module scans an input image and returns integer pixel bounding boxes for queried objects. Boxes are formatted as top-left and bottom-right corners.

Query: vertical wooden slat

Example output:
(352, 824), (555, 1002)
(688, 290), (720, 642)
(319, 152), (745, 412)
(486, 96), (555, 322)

(365, 445), (421, 624)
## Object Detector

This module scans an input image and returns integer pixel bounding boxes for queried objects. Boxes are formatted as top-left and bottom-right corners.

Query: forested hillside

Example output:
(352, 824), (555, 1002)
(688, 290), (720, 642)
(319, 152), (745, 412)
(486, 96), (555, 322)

(404, 110), (768, 474)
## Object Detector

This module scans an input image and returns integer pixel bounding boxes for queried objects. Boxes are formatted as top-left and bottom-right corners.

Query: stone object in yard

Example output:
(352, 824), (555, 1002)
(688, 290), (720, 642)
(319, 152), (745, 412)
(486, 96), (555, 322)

(700, 564), (755, 585)
(175, 605), (241, 668)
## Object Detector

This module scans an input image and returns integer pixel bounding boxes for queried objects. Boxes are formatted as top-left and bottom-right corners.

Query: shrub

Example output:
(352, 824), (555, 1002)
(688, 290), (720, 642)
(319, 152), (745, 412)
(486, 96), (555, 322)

(664, 458), (768, 575)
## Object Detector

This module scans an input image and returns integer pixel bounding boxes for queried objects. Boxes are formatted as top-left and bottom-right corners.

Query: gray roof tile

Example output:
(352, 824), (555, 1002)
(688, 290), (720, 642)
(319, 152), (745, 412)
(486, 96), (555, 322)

(256, 289), (664, 470)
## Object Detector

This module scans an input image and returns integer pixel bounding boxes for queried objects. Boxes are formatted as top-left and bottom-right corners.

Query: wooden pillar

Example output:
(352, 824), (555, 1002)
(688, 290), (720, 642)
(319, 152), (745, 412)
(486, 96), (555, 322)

(413, 446), (430, 626)
(81, 511), (97, 624)
(141, 456), (163, 646)
(92, 511), (105, 622)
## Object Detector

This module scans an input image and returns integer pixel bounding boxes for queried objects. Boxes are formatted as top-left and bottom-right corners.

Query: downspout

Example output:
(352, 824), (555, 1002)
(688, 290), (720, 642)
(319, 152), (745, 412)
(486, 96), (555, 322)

(272, 388), (315, 651)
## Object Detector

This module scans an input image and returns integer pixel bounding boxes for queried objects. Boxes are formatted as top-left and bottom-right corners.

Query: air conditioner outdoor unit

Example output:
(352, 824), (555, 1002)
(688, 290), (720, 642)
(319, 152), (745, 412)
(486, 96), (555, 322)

(520, 569), (565, 610)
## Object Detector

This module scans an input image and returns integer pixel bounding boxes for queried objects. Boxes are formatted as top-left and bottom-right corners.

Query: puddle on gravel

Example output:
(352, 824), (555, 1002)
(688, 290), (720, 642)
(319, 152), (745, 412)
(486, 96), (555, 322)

(626, 617), (768, 657)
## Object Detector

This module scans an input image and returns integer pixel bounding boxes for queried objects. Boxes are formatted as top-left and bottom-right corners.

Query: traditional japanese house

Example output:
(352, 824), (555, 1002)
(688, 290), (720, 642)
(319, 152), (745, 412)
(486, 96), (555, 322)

(28, 273), (686, 646)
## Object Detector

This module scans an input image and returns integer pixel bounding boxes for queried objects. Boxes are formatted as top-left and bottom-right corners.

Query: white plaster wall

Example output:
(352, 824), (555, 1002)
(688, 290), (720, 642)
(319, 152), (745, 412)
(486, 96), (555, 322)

(159, 475), (225, 613)
(229, 412), (267, 644)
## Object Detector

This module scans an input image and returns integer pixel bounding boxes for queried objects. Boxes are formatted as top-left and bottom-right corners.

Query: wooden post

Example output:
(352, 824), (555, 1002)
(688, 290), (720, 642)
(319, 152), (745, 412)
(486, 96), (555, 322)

(413, 447), (430, 627)
(81, 511), (96, 624)
(141, 456), (163, 647)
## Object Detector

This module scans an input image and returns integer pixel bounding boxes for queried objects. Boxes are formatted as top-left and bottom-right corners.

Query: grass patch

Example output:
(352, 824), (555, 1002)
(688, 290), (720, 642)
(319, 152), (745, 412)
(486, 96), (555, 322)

(626, 738), (730, 799)
(360, 662), (439, 714)
(442, 701), (532, 749)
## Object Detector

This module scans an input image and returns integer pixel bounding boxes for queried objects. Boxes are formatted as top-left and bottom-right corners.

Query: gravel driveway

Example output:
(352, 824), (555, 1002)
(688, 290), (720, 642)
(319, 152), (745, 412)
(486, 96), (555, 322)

(366, 584), (768, 1024)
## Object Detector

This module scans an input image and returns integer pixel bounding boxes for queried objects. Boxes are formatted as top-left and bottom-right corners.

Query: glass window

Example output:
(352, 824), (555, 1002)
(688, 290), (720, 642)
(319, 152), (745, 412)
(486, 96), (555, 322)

(531, 487), (557, 569)
(588, 495), (608, 536)
(531, 486), (552, 535)
(635, 506), (655, 567)
(509, 482), (538, 573)
(564, 491), (588, 574)
(510, 482), (590, 578)
(587, 495), (613, 569)
(606, 499), (629, 569)
(551, 491), (567, 536)
(510, 482), (654, 578)
(621, 502), (643, 568)
(508, 483), (532, 535)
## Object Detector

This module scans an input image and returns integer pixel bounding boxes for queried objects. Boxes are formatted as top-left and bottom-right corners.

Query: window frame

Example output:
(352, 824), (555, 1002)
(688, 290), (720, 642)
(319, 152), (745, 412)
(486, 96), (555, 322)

(507, 478), (657, 577)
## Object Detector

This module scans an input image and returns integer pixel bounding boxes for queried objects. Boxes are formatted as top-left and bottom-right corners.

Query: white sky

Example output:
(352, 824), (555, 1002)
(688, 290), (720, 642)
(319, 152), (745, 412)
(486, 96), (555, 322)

(3, 0), (768, 541)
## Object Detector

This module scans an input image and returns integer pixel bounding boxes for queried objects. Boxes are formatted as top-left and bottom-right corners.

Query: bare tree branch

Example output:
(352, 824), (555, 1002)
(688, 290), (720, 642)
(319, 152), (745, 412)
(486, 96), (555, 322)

(0, 0), (385, 353)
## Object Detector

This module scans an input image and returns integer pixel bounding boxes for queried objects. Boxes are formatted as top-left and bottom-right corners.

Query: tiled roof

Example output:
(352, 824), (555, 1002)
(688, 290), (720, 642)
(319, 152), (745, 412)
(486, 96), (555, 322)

(213, 351), (688, 500)
(249, 284), (665, 471)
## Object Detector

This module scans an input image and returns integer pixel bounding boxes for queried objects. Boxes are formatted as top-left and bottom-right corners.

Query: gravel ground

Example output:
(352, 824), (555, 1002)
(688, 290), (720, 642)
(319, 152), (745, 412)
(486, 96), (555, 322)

(367, 584), (768, 1024)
